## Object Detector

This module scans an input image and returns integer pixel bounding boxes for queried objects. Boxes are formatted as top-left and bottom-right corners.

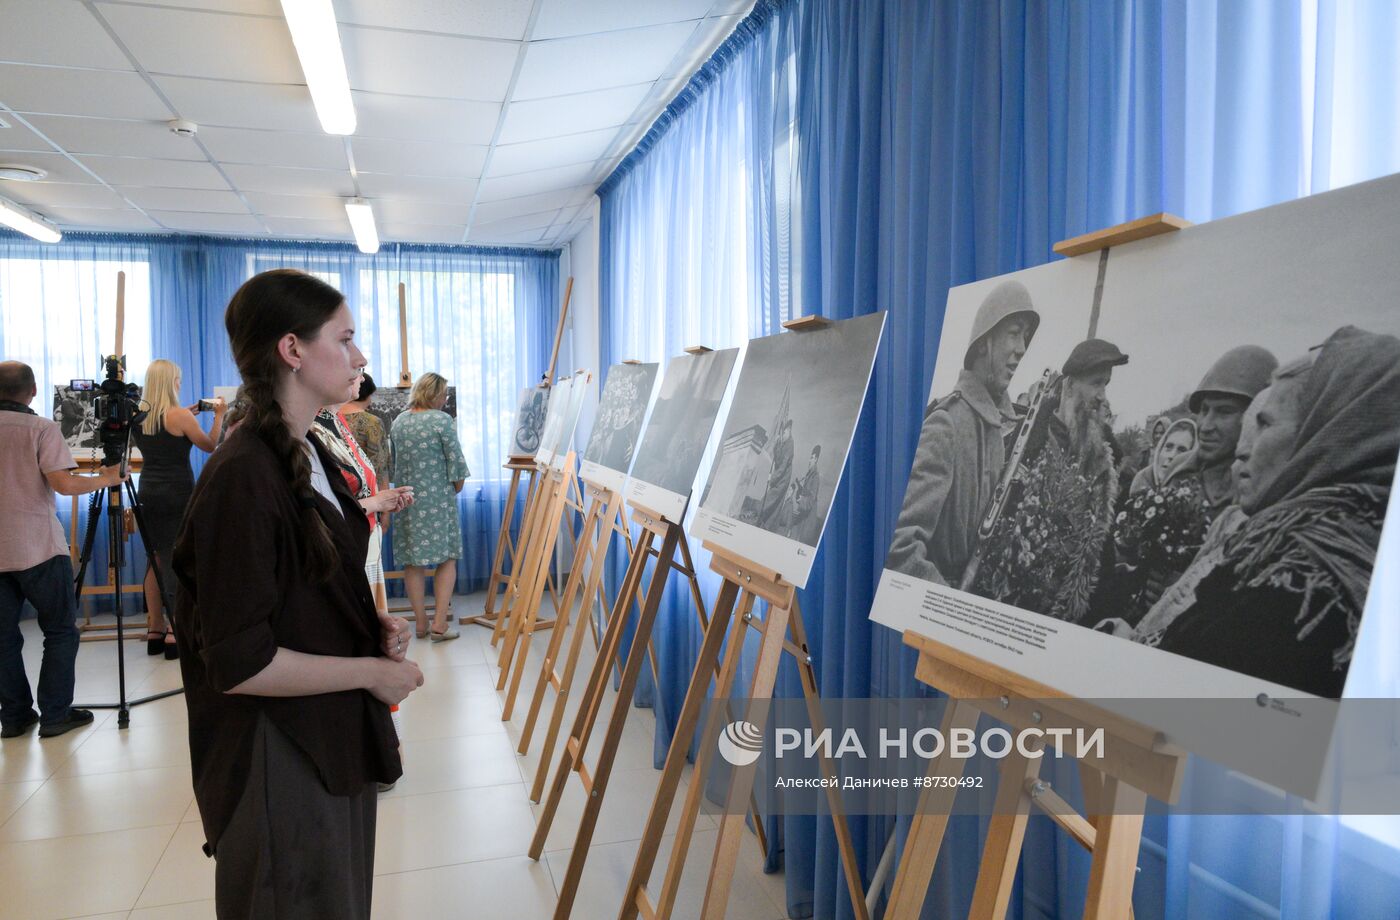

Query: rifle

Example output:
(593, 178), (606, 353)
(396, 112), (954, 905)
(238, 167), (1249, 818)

(958, 368), (1058, 591)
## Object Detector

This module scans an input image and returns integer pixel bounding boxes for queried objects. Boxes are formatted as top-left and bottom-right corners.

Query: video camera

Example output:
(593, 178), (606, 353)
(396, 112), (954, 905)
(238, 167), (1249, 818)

(91, 355), (147, 467)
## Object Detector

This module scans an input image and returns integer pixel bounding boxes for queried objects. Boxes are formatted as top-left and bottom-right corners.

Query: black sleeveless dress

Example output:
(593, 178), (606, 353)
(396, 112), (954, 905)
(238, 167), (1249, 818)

(133, 422), (195, 558)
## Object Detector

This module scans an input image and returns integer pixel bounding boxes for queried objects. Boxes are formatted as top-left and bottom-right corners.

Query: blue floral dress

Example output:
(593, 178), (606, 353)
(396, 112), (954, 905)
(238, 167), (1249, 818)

(389, 409), (470, 567)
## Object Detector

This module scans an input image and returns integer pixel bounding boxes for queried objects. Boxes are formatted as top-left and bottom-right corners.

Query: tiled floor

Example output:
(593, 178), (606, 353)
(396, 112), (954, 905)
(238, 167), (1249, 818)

(0, 591), (790, 919)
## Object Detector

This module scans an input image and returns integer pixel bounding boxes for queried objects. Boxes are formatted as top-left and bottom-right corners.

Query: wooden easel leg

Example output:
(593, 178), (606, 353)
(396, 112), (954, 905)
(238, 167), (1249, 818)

(492, 470), (546, 648)
(529, 527), (656, 856)
(502, 492), (600, 720)
(617, 579), (743, 920)
(497, 473), (567, 686)
(519, 492), (620, 757)
(968, 748), (1043, 920)
(787, 603), (870, 920)
(535, 526), (681, 920)
(698, 598), (795, 920)
(1082, 779), (1146, 920)
(470, 466), (522, 628)
(884, 699), (982, 919)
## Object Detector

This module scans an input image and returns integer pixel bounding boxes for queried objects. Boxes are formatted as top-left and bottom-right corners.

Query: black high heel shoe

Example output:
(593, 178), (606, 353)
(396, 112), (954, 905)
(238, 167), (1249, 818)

(164, 634), (179, 660)
(146, 630), (166, 656)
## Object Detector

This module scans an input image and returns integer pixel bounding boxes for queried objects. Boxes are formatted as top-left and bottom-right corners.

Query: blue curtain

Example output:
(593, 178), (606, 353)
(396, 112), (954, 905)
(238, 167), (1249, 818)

(598, 1), (1400, 918)
(1, 231), (561, 605)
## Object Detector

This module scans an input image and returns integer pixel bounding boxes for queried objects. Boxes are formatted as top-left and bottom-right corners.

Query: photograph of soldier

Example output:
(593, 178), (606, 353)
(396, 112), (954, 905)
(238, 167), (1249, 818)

(52, 385), (99, 451)
(698, 312), (885, 553)
(877, 174), (1400, 700)
(582, 362), (658, 475)
(885, 280), (1038, 586)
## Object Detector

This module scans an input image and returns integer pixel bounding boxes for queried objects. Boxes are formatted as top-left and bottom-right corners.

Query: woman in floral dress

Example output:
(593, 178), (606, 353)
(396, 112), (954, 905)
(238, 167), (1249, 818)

(390, 372), (469, 641)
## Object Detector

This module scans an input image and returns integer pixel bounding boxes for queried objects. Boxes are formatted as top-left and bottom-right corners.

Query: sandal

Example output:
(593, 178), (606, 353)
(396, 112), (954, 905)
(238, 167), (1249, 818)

(146, 630), (167, 656)
(164, 633), (179, 660)
(429, 628), (460, 643)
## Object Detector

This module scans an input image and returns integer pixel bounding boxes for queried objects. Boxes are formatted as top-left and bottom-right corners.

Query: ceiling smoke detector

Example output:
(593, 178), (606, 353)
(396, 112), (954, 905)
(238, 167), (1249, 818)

(168, 118), (198, 138)
(0, 164), (47, 182)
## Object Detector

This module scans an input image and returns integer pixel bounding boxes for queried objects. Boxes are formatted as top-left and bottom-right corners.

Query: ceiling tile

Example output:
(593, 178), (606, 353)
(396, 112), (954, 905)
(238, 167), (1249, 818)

(0, 65), (170, 121)
(24, 115), (208, 161)
(372, 199), (472, 226)
(352, 92), (500, 145)
(498, 83), (650, 145)
(0, 181), (129, 210)
(350, 137), (486, 179)
(489, 127), (616, 178)
(199, 126), (347, 170)
(152, 76), (319, 132)
(532, 0), (713, 41)
(0, 119), (61, 154)
(119, 187), (251, 213)
(332, 0), (535, 40)
(79, 156), (230, 190)
(0, 151), (103, 185)
(224, 164), (357, 196)
(341, 26), (520, 100)
(95, 0), (284, 13)
(0, 0), (133, 70)
(472, 210), (560, 237)
(262, 216), (355, 240)
(46, 206), (162, 231)
(477, 163), (596, 202)
(99, 5), (303, 83)
(243, 192), (348, 220)
(146, 210), (266, 233)
(379, 223), (466, 244)
(472, 186), (592, 224)
(514, 22), (697, 100)
(355, 173), (476, 203)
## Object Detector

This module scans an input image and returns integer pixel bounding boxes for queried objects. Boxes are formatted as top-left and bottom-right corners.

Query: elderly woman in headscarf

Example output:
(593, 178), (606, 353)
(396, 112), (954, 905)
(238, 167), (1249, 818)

(1129, 417), (1197, 496)
(1153, 327), (1400, 698)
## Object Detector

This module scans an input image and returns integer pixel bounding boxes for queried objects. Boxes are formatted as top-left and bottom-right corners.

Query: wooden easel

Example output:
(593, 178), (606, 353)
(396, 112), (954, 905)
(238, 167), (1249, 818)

(469, 277), (574, 631)
(513, 475), (629, 784)
(382, 280), (414, 611)
(616, 541), (869, 920)
(881, 632), (1186, 919)
(528, 499), (698, 918)
(874, 213), (1193, 918)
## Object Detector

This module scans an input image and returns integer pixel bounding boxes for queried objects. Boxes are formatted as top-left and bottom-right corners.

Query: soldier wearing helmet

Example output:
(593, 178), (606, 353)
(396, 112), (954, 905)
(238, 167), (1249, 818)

(887, 280), (1039, 586)
(1175, 345), (1279, 521)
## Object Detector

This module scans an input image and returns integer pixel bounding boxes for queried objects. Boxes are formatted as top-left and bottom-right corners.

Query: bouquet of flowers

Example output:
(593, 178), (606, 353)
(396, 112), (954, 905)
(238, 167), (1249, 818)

(1113, 481), (1208, 574)
(972, 437), (1118, 624)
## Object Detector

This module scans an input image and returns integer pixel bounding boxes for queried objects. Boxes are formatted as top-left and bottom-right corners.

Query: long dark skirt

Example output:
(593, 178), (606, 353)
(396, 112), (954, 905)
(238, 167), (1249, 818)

(213, 713), (377, 920)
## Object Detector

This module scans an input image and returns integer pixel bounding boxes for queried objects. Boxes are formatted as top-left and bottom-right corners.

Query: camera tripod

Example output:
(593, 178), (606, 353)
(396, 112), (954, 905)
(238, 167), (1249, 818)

(72, 473), (183, 729)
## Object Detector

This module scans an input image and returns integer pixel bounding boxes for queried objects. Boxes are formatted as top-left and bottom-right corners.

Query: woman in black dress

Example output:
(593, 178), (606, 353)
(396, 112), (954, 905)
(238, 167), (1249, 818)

(132, 359), (225, 657)
(173, 269), (421, 919)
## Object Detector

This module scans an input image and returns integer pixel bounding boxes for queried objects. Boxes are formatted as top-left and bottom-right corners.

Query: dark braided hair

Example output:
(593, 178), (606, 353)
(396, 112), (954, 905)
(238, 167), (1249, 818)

(225, 269), (343, 582)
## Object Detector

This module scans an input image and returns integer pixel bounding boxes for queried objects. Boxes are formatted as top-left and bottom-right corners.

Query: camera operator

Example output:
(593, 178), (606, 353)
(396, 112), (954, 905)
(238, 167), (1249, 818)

(0, 361), (126, 739)
(132, 359), (225, 659)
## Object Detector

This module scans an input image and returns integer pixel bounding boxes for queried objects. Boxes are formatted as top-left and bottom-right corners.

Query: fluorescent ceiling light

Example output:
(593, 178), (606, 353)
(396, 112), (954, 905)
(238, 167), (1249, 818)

(279, 0), (356, 135)
(0, 196), (61, 243)
(345, 198), (378, 253)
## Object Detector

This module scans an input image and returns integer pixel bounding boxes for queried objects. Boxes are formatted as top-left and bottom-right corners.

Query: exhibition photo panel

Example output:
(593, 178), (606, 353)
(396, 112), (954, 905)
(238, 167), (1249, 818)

(625, 347), (740, 524)
(548, 371), (590, 471)
(871, 175), (1400, 798)
(692, 312), (887, 588)
(534, 375), (572, 467)
(510, 383), (551, 457)
(580, 361), (659, 492)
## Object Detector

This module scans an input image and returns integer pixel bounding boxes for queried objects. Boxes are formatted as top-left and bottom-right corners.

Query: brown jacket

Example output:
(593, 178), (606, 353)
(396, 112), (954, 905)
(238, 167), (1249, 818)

(886, 370), (1012, 586)
(173, 427), (401, 854)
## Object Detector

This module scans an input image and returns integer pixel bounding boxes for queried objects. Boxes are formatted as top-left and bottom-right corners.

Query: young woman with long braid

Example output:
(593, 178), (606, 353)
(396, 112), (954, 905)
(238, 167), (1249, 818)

(172, 269), (422, 919)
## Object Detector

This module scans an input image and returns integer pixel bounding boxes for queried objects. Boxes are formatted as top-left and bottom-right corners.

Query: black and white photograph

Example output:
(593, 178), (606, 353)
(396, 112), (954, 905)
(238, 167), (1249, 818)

(547, 369), (591, 470)
(692, 313), (886, 588)
(625, 348), (740, 524)
(52, 383), (101, 452)
(873, 175), (1400, 715)
(580, 361), (659, 491)
(367, 385), (457, 434)
(534, 375), (573, 467)
(509, 384), (550, 457)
